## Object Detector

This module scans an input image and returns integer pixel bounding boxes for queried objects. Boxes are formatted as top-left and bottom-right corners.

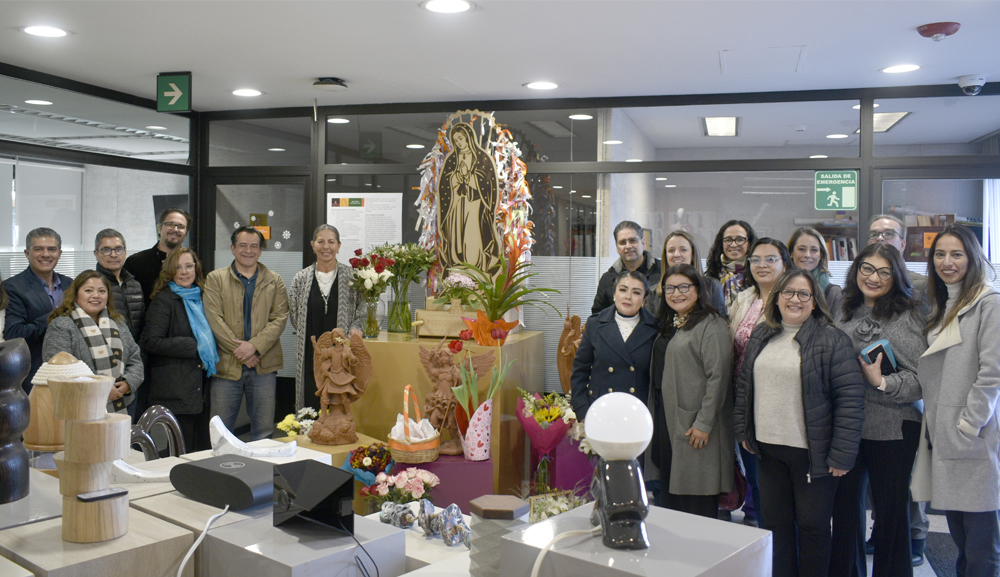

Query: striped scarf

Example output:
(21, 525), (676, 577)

(70, 304), (125, 381)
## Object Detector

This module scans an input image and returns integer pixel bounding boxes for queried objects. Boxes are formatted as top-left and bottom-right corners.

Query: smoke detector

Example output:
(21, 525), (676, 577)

(313, 77), (348, 92)
(917, 22), (961, 41)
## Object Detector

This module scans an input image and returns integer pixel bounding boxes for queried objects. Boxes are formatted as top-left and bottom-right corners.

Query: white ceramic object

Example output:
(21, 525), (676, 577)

(584, 393), (653, 460)
(209, 416), (297, 457)
(109, 460), (171, 484)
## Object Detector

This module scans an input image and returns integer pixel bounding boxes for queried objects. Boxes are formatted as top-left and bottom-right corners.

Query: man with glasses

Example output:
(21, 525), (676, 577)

(592, 221), (661, 315)
(94, 229), (144, 341)
(124, 208), (192, 308)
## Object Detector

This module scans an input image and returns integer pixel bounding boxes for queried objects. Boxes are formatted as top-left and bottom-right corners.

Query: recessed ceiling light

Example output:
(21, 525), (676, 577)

(570, 190), (577, 193)
(145, 125), (167, 130)
(581, 195), (592, 198)
(327, 118), (350, 124)
(810, 155), (829, 159)
(406, 144), (425, 149)
(422, 0), (473, 13)
(23, 26), (68, 38)
(603, 140), (623, 145)
(268, 148), (285, 152)
(655, 177), (668, 181)
(552, 186), (563, 189)
(524, 81), (558, 90)
(664, 185), (677, 188)
(852, 103), (880, 110)
(872, 111), (911, 132)
(625, 159), (642, 163)
(881, 64), (920, 73)
(24, 100), (52, 106)
(568, 114), (593, 121)
(233, 89), (262, 97)
(826, 134), (850, 139)
(703, 117), (739, 137)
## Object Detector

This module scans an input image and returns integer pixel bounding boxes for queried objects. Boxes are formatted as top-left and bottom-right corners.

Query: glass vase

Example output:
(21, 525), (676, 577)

(387, 300), (412, 333)
(363, 296), (381, 338)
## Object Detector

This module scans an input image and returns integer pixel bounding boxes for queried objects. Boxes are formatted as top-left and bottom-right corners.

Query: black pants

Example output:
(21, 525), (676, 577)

(758, 442), (840, 577)
(830, 420), (920, 577)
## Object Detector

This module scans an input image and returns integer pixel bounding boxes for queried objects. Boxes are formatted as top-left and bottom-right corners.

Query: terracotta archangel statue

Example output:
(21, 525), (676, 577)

(557, 304), (584, 394)
(419, 340), (494, 455)
(307, 329), (372, 445)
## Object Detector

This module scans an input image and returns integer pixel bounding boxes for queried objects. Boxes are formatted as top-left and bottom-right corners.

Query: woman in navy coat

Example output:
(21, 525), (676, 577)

(571, 270), (658, 420)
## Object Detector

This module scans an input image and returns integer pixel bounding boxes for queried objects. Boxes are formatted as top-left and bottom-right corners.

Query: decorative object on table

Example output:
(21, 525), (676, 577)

(209, 415), (297, 458)
(516, 388), (575, 488)
(378, 501), (417, 528)
(24, 352), (92, 453)
(419, 340), (494, 456)
(0, 339), (31, 504)
(361, 466), (440, 508)
(417, 499), (471, 547)
(469, 495), (530, 577)
(375, 242), (436, 333)
(388, 384), (442, 463)
(110, 459), (171, 484)
(131, 405), (186, 458)
(339, 442), (393, 485)
(347, 247), (394, 338)
(556, 306), (584, 394)
(416, 271), (480, 337)
(434, 271), (477, 310)
(527, 488), (592, 524)
(276, 407), (318, 438)
(273, 460), (355, 533)
(307, 329), (373, 445)
(49, 374), (130, 543)
(452, 345), (511, 461)
(585, 392), (654, 550)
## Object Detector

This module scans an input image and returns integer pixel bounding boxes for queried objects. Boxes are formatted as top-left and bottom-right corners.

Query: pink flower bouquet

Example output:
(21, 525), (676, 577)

(360, 467), (440, 507)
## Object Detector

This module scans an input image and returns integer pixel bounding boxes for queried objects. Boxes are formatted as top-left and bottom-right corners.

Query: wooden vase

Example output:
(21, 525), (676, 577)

(0, 339), (32, 504)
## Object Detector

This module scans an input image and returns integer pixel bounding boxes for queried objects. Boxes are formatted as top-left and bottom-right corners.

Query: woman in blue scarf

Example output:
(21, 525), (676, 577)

(140, 248), (219, 451)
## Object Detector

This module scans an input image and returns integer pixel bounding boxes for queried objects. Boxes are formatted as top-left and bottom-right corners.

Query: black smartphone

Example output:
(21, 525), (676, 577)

(865, 344), (896, 375)
(76, 487), (129, 502)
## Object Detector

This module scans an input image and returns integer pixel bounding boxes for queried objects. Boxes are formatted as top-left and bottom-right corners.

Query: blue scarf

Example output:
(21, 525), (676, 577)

(810, 268), (831, 293)
(169, 282), (219, 377)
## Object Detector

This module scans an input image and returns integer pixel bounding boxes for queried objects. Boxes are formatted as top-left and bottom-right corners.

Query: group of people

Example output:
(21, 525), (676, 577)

(573, 216), (1000, 577)
(3, 210), (364, 452)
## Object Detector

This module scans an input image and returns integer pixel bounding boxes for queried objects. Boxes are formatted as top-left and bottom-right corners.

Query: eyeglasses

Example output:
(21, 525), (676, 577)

(722, 236), (748, 246)
(859, 262), (893, 281)
(868, 230), (900, 241)
(748, 255), (782, 266)
(98, 247), (125, 256)
(779, 289), (813, 302)
(662, 283), (694, 295)
(176, 263), (196, 272)
(161, 222), (188, 231)
(616, 237), (642, 247)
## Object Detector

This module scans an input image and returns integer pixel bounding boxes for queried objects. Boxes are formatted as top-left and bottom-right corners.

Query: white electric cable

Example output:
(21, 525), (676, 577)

(529, 526), (602, 577)
(176, 505), (230, 577)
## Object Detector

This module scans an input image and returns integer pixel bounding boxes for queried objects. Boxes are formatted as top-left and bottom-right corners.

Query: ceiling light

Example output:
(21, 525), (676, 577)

(880, 64), (920, 74)
(625, 159), (642, 163)
(810, 155), (828, 159)
(852, 103), (880, 110)
(24, 100), (52, 106)
(568, 114), (593, 121)
(826, 134), (849, 139)
(233, 89), (262, 97)
(313, 77), (348, 91)
(664, 185), (677, 188)
(603, 140), (623, 145)
(422, 0), (473, 13)
(655, 177), (668, 181)
(23, 26), (68, 37)
(524, 81), (558, 90)
(552, 186), (563, 189)
(581, 195), (592, 198)
(406, 144), (425, 149)
(268, 148), (285, 152)
(702, 117), (739, 137)
(327, 118), (350, 124)
(145, 125), (167, 130)
(570, 190), (577, 193)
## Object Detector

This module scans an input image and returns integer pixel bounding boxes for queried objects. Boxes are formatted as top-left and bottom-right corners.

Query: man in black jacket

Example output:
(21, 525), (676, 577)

(592, 220), (661, 315)
(94, 229), (145, 340)
(124, 207), (191, 308)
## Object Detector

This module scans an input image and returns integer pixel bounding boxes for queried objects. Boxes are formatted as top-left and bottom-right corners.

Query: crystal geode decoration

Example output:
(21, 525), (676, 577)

(379, 502), (416, 528)
(418, 499), (442, 536)
(416, 499), (470, 547)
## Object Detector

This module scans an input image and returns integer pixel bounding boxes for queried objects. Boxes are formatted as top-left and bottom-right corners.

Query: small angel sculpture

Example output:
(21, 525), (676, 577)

(419, 340), (494, 455)
(307, 329), (372, 445)
(557, 304), (584, 394)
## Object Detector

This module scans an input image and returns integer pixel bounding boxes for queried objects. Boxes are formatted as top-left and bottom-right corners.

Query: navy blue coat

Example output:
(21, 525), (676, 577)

(570, 306), (658, 420)
(4, 267), (73, 389)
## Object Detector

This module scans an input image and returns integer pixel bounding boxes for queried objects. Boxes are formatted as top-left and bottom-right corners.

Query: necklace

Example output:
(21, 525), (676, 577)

(673, 313), (689, 328)
(315, 270), (335, 315)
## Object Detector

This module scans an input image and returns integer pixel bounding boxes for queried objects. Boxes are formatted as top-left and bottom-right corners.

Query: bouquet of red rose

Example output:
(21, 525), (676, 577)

(347, 248), (395, 300)
(339, 442), (394, 485)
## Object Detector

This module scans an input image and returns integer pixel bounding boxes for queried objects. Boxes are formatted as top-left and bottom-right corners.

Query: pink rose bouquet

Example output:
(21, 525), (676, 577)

(360, 467), (440, 507)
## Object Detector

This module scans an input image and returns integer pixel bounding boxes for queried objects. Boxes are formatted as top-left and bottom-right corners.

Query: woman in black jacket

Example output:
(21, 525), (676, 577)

(734, 269), (865, 577)
(139, 248), (218, 451)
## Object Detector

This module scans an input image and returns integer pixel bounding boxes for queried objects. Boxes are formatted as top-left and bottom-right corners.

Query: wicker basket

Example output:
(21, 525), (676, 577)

(387, 384), (440, 464)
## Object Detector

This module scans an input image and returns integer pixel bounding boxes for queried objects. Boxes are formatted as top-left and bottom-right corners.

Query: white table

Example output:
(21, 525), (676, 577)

(364, 503), (471, 572)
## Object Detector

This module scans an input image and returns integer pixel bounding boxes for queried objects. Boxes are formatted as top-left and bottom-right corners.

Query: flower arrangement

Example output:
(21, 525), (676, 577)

(516, 389), (576, 487)
(434, 272), (477, 307)
(340, 442), (394, 485)
(361, 467), (440, 507)
(348, 248), (394, 299)
(373, 243), (436, 332)
(528, 489), (591, 524)
(276, 407), (318, 437)
(452, 346), (512, 435)
(517, 389), (575, 429)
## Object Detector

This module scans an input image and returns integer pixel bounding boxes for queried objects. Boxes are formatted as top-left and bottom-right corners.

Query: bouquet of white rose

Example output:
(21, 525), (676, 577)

(348, 248), (395, 299)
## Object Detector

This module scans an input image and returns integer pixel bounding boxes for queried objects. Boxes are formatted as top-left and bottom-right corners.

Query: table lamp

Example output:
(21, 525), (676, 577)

(584, 393), (654, 550)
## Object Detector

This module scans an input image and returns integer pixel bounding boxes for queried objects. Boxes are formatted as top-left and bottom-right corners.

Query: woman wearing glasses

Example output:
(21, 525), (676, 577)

(734, 269), (865, 577)
(648, 264), (733, 518)
(729, 238), (792, 527)
(706, 220), (758, 309)
(917, 224), (1000, 576)
(830, 244), (925, 577)
(660, 230), (726, 316)
(788, 227), (843, 318)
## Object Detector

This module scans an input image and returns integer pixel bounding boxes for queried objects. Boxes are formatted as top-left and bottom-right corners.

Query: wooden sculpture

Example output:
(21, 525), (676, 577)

(420, 340), (494, 455)
(0, 339), (31, 504)
(307, 329), (373, 445)
(50, 374), (130, 543)
(24, 352), (94, 452)
(556, 305), (585, 394)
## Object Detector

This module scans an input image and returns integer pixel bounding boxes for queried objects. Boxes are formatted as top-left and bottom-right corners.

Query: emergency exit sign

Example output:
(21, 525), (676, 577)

(157, 72), (191, 112)
(815, 171), (858, 210)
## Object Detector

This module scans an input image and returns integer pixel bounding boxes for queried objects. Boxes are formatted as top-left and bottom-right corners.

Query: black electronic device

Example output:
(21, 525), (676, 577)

(77, 487), (128, 502)
(861, 339), (898, 375)
(273, 460), (355, 534)
(170, 455), (274, 511)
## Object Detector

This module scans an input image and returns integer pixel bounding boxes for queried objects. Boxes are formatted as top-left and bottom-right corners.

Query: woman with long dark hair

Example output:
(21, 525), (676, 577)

(705, 220), (758, 309)
(830, 243), (925, 577)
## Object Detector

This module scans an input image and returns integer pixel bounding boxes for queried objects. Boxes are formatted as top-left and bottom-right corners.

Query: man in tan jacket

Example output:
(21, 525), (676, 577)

(204, 226), (289, 440)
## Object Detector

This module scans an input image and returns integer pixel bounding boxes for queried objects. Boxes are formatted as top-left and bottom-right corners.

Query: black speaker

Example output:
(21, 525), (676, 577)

(170, 455), (274, 511)
(273, 460), (355, 534)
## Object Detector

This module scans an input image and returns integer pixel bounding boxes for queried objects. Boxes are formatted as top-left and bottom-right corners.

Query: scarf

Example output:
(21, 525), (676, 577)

(810, 268), (831, 292)
(722, 254), (746, 277)
(70, 304), (124, 380)
(169, 282), (219, 377)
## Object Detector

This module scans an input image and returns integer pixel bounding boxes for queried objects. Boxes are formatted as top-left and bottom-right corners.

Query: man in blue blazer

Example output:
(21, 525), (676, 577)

(4, 228), (73, 392)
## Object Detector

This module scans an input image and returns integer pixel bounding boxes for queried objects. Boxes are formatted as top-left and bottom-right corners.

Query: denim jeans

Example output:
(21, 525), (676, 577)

(210, 367), (277, 441)
(945, 510), (1000, 577)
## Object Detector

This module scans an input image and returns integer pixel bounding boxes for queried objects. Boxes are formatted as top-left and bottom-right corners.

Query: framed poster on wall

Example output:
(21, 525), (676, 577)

(326, 193), (403, 256)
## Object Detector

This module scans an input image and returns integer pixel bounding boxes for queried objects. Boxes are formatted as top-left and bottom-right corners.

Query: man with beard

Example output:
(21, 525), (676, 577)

(125, 208), (191, 308)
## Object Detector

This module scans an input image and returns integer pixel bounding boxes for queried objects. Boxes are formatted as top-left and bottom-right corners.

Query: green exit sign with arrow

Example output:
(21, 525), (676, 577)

(156, 72), (191, 112)
(815, 170), (858, 210)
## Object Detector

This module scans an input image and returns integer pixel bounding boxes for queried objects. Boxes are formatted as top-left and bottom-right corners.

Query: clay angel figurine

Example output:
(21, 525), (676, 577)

(307, 329), (372, 445)
(557, 304), (584, 394)
(420, 340), (494, 455)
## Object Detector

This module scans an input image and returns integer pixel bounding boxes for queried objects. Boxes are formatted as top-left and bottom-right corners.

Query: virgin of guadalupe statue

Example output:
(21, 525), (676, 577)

(437, 122), (501, 273)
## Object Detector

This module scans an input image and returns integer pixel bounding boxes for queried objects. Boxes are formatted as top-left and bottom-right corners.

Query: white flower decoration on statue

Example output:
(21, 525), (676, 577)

(282, 230), (291, 240)
(268, 210), (274, 217)
(234, 222), (240, 228)
(274, 241), (282, 249)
